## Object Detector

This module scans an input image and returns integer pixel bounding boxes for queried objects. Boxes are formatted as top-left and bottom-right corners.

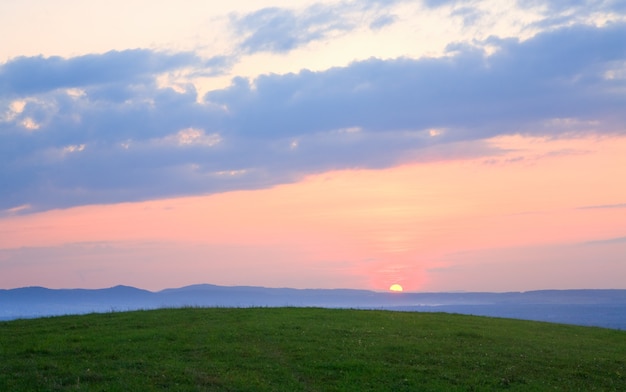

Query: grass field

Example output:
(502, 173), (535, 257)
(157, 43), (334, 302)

(1, 307), (624, 391)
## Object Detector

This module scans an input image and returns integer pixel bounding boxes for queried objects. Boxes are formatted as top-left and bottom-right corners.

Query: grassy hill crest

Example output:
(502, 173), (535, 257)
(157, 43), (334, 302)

(1, 307), (624, 391)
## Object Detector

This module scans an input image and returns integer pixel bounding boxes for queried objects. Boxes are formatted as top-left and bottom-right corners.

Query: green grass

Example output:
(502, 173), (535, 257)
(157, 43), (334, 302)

(1, 308), (624, 391)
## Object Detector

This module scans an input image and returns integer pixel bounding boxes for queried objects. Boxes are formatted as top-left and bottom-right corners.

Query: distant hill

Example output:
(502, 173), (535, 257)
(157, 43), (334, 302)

(1, 285), (625, 329)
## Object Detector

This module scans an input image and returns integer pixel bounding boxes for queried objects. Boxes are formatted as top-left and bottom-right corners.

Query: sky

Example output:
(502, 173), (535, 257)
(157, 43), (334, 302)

(1, 0), (625, 292)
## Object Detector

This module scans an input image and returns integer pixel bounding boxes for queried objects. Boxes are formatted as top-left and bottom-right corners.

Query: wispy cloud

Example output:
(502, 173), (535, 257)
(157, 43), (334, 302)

(517, 0), (626, 29)
(578, 203), (626, 209)
(229, 1), (403, 54)
(583, 236), (626, 245)
(423, 0), (626, 33)
(517, 0), (626, 14)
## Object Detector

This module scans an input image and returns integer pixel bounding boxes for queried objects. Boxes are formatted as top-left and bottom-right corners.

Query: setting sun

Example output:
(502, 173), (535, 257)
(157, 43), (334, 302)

(389, 284), (403, 292)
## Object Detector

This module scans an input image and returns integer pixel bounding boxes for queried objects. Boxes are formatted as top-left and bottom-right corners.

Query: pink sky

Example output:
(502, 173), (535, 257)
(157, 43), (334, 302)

(2, 134), (625, 291)
(2, 1), (626, 293)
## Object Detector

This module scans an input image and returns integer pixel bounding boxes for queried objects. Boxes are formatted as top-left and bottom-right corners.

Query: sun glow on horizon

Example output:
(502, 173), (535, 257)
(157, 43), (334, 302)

(389, 284), (403, 292)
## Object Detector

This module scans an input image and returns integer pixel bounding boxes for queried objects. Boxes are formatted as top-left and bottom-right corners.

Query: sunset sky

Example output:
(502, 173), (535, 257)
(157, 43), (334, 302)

(1, 0), (625, 292)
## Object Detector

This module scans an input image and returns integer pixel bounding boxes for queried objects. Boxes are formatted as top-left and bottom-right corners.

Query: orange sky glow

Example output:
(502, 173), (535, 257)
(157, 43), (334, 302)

(2, 134), (625, 291)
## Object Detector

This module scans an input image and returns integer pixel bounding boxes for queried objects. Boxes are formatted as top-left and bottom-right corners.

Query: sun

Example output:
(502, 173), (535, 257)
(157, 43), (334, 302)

(389, 284), (403, 292)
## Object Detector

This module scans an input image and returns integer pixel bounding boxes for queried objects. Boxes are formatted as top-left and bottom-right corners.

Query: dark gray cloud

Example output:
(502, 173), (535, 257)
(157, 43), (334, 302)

(1, 22), (625, 213)
(230, 1), (403, 54)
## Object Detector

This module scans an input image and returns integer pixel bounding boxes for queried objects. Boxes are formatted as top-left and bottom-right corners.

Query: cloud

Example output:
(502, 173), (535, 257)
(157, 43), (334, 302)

(423, 0), (626, 32)
(578, 203), (626, 209)
(1, 22), (625, 212)
(209, 23), (626, 139)
(0, 49), (217, 97)
(231, 6), (350, 53)
(422, 0), (467, 8)
(583, 236), (626, 245)
(426, 0), (626, 14)
(450, 6), (486, 27)
(230, 1), (403, 54)
(369, 14), (398, 30)
(517, 0), (626, 14)
(516, 0), (626, 29)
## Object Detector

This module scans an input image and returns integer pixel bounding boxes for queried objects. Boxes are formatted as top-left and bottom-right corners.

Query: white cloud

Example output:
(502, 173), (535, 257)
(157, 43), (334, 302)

(62, 144), (86, 154)
(10, 100), (26, 114)
(21, 117), (40, 130)
(172, 128), (222, 147)
(66, 88), (86, 98)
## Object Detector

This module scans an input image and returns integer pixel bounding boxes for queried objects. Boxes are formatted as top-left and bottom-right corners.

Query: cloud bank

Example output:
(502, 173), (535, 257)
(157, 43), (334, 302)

(1, 17), (625, 212)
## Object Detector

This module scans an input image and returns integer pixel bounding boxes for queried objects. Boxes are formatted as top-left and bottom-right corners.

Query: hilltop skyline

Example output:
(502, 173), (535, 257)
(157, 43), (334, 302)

(1, 0), (625, 291)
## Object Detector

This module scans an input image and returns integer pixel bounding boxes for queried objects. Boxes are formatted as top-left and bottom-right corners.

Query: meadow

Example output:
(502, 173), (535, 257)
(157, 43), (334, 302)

(0, 307), (624, 391)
